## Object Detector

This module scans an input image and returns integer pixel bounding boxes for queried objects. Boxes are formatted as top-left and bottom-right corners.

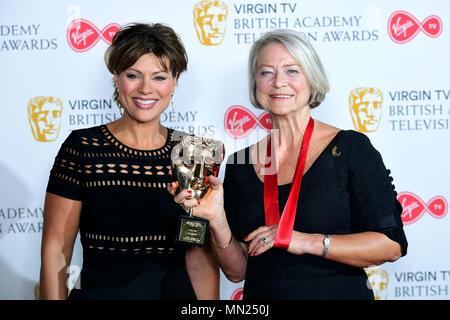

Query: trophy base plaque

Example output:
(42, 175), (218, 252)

(175, 214), (209, 247)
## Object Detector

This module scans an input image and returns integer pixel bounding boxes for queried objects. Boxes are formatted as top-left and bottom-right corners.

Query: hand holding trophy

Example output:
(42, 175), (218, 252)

(171, 135), (225, 247)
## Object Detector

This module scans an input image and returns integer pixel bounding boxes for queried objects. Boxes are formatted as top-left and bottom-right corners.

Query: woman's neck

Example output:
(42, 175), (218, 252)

(107, 116), (167, 150)
(269, 106), (311, 151)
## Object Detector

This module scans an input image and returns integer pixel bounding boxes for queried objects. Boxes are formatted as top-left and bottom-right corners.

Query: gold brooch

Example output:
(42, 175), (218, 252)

(332, 146), (341, 156)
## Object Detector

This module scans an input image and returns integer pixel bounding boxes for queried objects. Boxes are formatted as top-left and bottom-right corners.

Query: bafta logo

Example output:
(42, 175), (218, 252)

(365, 267), (389, 300)
(193, 0), (228, 46)
(27, 96), (63, 142)
(349, 87), (383, 132)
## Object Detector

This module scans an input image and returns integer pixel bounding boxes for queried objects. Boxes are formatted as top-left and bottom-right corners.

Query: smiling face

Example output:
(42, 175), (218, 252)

(114, 52), (177, 124)
(255, 42), (311, 117)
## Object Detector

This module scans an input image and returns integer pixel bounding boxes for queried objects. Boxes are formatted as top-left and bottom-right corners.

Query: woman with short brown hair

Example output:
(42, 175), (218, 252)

(40, 23), (219, 300)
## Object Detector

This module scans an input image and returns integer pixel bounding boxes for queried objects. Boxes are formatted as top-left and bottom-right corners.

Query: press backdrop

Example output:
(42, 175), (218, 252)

(0, 0), (449, 300)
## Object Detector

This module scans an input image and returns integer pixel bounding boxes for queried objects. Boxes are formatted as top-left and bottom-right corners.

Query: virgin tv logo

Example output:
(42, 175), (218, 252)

(230, 287), (243, 300)
(388, 11), (443, 44)
(67, 19), (120, 52)
(224, 105), (271, 139)
(398, 191), (448, 225)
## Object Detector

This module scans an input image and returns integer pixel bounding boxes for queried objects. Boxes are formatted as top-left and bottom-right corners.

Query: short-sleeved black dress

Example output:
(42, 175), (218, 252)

(46, 125), (196, 299)
(224, 130), (408, 300)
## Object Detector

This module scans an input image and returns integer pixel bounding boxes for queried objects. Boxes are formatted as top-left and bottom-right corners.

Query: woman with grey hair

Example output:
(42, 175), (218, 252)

(170, 29), (407, 299)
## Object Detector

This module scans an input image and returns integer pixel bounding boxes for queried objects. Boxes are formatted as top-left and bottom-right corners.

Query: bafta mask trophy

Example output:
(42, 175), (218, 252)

(171, 135), (225, 247)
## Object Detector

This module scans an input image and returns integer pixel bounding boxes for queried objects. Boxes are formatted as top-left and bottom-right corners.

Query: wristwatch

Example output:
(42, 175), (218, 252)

(322, 234), (330, 258)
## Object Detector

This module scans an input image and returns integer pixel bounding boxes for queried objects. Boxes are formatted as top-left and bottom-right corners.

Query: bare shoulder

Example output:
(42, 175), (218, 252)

(313, 119), (341, 140)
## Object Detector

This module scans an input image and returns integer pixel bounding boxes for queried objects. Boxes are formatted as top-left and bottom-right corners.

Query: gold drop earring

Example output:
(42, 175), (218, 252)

(171, 92), (175, 114)
(113, 86), (123, 116)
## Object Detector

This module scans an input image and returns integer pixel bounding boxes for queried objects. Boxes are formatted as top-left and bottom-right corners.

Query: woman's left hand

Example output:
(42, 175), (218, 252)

(246, 229), (319, 257)
(245, 225), (278, 256)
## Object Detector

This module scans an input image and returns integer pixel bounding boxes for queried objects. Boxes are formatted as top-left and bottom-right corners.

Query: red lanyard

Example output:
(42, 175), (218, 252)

(264, 117), (314, 249)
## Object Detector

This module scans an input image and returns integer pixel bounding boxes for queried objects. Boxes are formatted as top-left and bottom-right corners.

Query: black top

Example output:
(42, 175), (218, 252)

(46, 125), (196, 299)
(224, 130), (408, 300)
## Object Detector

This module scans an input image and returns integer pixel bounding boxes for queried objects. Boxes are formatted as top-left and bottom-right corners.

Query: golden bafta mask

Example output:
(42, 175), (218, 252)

(27, 96), (63, 142)
(171, 135), (224, 200)
(349, 87), (383, 132)
(171, 135), (225, 247)
(193, 0), (228, 46)
(365, 267), (389, 300)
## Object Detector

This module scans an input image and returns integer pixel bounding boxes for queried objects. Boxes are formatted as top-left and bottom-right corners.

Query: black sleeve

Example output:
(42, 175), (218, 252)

(348, 132), (408, 256)
(46, 131), (83, 201)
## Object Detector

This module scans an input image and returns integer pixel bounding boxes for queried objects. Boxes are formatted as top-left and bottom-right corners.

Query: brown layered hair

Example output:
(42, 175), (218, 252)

(105, 23), (188, 79)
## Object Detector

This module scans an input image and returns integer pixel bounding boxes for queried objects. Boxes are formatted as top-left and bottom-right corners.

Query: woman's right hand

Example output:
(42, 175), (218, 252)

(167, 176), (226, 229)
